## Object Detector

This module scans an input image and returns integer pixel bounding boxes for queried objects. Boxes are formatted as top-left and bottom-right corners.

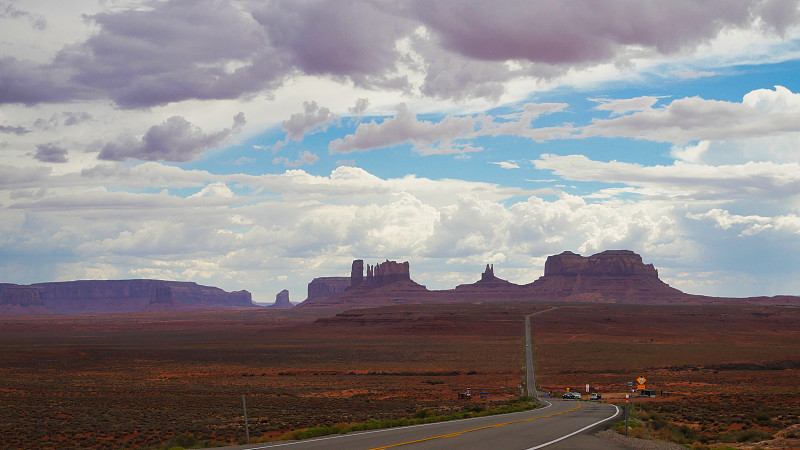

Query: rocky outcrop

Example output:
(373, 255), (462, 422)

(149, 286), (173, 304)
(525, 250), (686, 302)
(0, 280), (256, 315)
(306, 277), (350, 302)
(268, 289), (294, 309)
(453, 264), (524, 300)
(350, 259), (411, 288)
(299, 259), (426, 307)
(0, 284), (49, 315)
(544, 250), (659, 277)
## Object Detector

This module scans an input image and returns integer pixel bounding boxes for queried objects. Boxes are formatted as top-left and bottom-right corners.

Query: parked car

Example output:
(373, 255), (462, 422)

(562, 392), (581, 399)
(590, 393), (602, 400)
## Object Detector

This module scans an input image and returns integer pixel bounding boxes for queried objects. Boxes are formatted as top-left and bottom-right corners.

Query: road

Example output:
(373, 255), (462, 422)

(525, 306), (558, 397)
(219, 306), (625, 449)
(225, 399), (621, 450)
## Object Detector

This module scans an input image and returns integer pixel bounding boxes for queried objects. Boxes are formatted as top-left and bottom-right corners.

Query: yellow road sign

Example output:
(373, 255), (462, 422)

(637, 376), (646, 385)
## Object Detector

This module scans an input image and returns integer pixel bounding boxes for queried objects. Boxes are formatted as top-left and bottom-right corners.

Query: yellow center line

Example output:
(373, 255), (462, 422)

(368, 403), (583, 450)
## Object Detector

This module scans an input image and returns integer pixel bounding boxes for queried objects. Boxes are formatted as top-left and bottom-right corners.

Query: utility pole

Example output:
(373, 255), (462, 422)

(242, 394), (250, 445)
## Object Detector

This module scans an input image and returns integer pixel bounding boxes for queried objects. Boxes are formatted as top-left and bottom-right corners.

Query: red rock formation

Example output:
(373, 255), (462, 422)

(299, 259), (425, 308)
(365, 260), (411, 286)
(0, 284), (50, 315)
(453, 264), (524, 300)
(526, 250), (685, 302)
(307, 277), (350, 301)
(149, 286), (173, 304)
(350, 260), (364, 286)
(268, 289), (295, 309)
(1, 285), (45, 306)
(15, 280), (255, 314)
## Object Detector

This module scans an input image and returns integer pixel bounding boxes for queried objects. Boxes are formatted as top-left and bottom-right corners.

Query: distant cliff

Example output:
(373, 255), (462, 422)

(296, 250), (798, 308)
(524, 250), (686, 302)
(305, 277), (350, 303)
(0, 280), (255, 315)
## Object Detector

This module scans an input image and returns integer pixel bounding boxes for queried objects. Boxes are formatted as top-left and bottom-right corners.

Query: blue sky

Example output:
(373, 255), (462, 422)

(2, 1), (800, 303)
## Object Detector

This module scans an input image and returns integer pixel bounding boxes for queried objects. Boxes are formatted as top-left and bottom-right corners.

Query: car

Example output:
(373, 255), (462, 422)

(562, 392), (581, 400)
(590, 393), (602, 400)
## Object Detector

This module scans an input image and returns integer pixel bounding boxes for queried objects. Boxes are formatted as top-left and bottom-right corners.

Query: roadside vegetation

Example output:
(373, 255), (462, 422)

(610, 397), (799, 448)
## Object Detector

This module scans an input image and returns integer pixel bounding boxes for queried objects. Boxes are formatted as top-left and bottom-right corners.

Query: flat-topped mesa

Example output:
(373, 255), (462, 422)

(544, 250), (658, 277)
(307, 277), (350, 301)
(529, 250), (681, 302)
(149, 286), (173, 304)
(0, 285), (45, 306)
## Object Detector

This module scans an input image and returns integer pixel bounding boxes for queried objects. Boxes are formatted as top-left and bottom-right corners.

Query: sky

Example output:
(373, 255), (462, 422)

(3, 0), (800, 303)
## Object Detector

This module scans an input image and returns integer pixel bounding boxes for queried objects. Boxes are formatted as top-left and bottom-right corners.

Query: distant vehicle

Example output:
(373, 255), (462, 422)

(590, 393), (602, 400)
(562, 392), (581, 399)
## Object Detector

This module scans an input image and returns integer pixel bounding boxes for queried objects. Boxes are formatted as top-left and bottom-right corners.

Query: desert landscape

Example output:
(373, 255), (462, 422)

(1, 300), (798, 449)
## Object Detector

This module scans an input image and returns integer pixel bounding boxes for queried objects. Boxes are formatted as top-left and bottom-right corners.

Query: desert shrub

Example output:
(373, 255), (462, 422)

(671, 425), (696, 444)
(718, 428), (772, 443)
(414, 409), (431, 419)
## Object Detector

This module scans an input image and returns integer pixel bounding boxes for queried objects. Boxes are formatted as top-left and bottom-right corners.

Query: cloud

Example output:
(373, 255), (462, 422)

(32, 142), (68, 163)
(98, 113), (245, 162)
(189, 182), (235, 199)
(329, 103), (478, 154)
(411, 0), (796, 65)
(274, 101), (336, 149)
(590, 96), (662, 116)
(581, 86), (800, 144)
(688, 208), (800, 236)
(349, 98), (370, 115)
(0, 124), (29, 135)
(490, 161), (520, 169)
(533, 154), (800, 203)
(0, 2), (47, 30)
(4, 0), (797, 108)
(273, 151), (320, 167)
(63, 112), (92, 126)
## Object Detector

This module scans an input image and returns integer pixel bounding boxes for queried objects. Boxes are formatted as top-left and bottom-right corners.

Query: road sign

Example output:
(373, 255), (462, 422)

(637, 376), (646, 384)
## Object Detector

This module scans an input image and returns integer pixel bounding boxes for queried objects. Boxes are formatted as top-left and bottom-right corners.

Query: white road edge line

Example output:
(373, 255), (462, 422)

(243, 401), (554, 449)
(525, 404), (621, 450)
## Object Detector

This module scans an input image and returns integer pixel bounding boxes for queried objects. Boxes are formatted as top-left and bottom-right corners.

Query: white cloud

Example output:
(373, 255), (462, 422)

(490, 161), (520, 169)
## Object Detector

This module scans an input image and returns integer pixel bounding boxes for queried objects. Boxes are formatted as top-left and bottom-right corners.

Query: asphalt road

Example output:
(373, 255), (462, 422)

(217, 307), (626, 449)
(223, 399), (622, 450)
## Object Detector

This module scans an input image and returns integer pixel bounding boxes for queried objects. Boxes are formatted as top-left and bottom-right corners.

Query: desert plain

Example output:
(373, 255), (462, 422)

(1, 302), (799, 449)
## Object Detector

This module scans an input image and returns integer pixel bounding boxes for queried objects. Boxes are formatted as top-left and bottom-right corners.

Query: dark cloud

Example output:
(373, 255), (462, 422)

(349, 98), (370, 115)
(98, 113), (246, 162)
(0, 124), (29, 135)
(254, 0), (414, 87)
(33, 143), (68, 163)
(0, 57), (85, 105)
(0, 2), (47, 29)
(2, 0), (799, 107)
(63, 112), (92, 126)
(411, 0), (774, 65)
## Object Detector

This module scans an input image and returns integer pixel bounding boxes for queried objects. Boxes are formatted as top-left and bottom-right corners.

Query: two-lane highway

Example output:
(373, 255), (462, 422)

(219, 307), (623, 450)
(232, 399), (620, 450)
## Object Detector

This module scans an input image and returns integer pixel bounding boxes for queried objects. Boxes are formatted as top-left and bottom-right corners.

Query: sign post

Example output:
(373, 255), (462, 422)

(624, 394), (630, 436)
(242, 394), (250, 445)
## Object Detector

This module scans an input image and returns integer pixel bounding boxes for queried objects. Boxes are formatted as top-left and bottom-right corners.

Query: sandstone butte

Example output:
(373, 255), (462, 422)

(266, 289), (295, 309)
(297, 250), (800, 308)
(3, 250), (798, 315)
